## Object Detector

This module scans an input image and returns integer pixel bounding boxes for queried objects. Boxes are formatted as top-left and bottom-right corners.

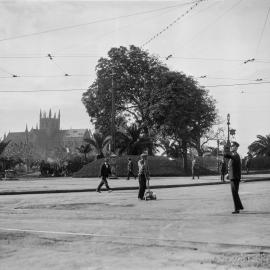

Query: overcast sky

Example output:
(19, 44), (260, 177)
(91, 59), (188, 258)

(0, 0), (269, 156)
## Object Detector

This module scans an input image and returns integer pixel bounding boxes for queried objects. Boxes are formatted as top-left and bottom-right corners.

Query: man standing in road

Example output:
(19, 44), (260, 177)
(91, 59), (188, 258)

(96, 158), (112, 193)
(191, 156), (200, 180)
(127, 158), (136, 180)
(224, 141), (244, 214)
(137, 153), (149, 200)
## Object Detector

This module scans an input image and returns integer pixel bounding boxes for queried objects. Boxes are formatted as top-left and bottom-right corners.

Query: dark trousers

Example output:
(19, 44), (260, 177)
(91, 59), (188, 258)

(230, 180), (243, 211)
(192, 169), (199, 179)
(127, 170), (136, 180)
(97, 177), (110, 191)
(221, 173), (225, 181)
(138, 174), (146, 199)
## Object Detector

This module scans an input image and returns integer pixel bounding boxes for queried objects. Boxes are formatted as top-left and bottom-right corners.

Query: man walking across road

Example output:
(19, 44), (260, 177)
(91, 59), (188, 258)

(96, 158), (112, 193)
(224, 141), (244, 214)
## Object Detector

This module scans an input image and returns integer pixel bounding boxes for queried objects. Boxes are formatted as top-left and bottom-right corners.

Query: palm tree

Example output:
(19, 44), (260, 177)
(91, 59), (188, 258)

(159, 139), (182, 158)
(84, 132), (111, 159)
(76, 144), (92, 162)
(248, 134), (270, 156)
(116, 124), (157, 155)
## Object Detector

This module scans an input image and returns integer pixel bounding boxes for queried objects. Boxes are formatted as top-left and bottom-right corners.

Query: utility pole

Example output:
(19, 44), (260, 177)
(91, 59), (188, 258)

(111, 70), (116, 154)
(227, 113), (230, 146)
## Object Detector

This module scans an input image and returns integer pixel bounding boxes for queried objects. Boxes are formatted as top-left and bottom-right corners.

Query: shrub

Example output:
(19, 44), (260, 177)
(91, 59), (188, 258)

(245, 156), (270, 170)
(73, 155), (215, 178)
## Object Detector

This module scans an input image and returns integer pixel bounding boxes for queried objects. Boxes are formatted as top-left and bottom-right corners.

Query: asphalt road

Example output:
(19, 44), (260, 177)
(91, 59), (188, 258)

(0, 181), (270, 269)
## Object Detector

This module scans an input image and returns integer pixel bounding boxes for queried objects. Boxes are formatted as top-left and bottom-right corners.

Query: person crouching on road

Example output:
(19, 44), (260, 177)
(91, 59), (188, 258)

(137, 153), (149, 200)
(224, 141), (244, 214)
(96, 158), (112, 193)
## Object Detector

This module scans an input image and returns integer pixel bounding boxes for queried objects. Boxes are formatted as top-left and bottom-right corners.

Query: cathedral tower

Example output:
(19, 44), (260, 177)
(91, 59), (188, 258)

(39, 109), (60, 134)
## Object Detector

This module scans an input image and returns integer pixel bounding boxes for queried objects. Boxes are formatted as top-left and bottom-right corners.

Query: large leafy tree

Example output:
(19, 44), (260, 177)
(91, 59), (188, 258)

(82, 45), (168, 154)
(248, 134), (270, 157)
(150, 71), (217, 172)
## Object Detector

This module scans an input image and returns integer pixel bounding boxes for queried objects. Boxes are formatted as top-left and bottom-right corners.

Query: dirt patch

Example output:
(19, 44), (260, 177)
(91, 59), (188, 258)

(207, 252), (270, 268)
(14, 202), (135, 210)
(0, 231), (26, 241)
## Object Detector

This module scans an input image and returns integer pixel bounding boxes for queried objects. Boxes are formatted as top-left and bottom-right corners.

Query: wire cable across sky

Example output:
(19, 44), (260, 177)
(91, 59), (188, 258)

(0, 2), (197, 43)
(142, 0), (205, 47)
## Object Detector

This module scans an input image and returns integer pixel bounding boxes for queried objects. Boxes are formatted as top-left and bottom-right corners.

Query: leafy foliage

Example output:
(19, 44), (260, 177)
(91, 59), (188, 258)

(115, 124), (158, 155)
(76, 144), (92, 161)
(82, 45), (217, 169)
(84, 132), (111, 158)
(248, 134), (270, 156)
(0, 140), (10, 156)
(149, 71), (217, 171)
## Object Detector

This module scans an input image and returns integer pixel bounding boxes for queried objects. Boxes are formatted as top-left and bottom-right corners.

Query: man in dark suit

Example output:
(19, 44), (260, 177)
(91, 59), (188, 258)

(224, 141), (244, 214)
(127, 158), (136, 180)
(96, 158), (112, 193)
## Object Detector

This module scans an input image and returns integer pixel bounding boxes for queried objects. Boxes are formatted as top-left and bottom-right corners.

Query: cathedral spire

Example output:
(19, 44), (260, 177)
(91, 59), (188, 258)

(25, 124), (28, 133)
(49, 108), (52, 118)
(58, 110), (60, 119)
(40, 109), (42, 119)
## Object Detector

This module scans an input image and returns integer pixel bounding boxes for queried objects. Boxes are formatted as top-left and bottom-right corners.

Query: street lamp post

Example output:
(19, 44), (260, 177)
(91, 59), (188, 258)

(110, 70), (117, 179)
(227, 113), (230, 145)
(111, 71), (116, 154)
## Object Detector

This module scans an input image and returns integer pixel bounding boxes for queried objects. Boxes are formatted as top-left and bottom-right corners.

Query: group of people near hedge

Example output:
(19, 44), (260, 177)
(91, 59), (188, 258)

(97, 141), (245, 214)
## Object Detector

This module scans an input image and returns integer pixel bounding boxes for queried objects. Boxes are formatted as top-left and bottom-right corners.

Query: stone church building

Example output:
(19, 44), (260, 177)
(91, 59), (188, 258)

(3, 109), (92, 161)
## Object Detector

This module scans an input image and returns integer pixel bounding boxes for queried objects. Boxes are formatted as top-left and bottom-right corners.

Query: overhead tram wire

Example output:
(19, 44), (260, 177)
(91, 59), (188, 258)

(0, 88), (86, 93)
(1, 81), (270, 93)
(255, 6), (270, 57)
(204, 81), (270, 88)
(142, 0), (205, 47)
(169, 0), (243, 58)
(47, 53), (70, 76)
(0, 74), (268, 82)
(0, 74), (91, 79)
(0, 2), (197, 43)
(1, 54), (270, 63)
(0, 66), (18, 77)
(60, 3), (187, 53)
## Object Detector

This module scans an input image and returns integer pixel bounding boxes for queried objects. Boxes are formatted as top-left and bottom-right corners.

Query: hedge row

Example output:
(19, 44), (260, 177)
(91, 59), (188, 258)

(73, 155), (215, 178)
(245, 156), (270, 170)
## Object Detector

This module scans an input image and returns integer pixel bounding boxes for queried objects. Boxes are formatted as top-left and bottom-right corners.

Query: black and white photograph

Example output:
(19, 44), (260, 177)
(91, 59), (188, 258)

(0, 0), (270, 269)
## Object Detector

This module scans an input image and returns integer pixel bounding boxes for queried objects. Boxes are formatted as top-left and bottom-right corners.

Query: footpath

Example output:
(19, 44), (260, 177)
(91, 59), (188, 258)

(0, 173), (270, 195)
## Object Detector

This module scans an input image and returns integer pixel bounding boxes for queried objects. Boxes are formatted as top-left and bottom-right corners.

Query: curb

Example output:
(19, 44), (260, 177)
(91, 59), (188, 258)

(0, 177), (269, 196)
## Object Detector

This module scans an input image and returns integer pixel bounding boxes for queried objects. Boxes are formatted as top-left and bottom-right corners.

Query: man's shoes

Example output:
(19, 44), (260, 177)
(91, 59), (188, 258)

(96, 190), (101, 193)
(108, 189), (112, 192)
(232, 210), (240, 214)
(240, 206), (244, 210)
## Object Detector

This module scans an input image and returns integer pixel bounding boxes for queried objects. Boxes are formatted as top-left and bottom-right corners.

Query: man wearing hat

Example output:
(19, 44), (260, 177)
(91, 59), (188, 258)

(96, 158), (112, 193)
(137, 153), (149, 200)
(224, 141), (244, 214)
